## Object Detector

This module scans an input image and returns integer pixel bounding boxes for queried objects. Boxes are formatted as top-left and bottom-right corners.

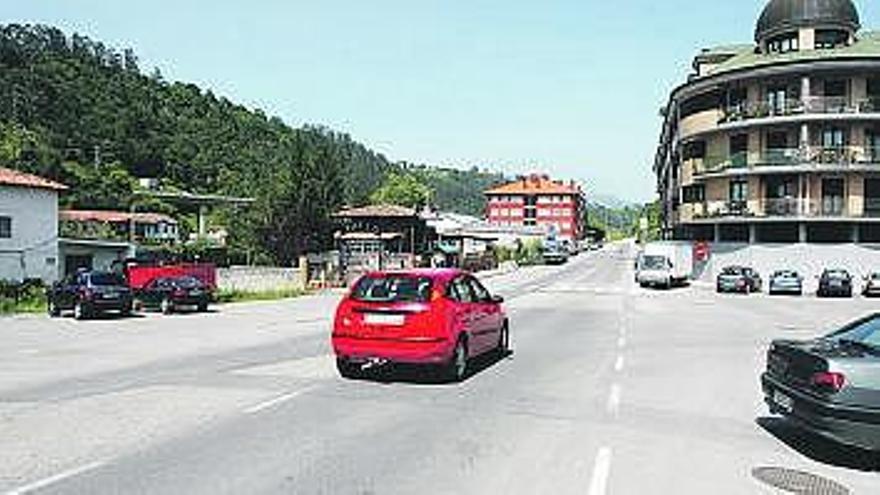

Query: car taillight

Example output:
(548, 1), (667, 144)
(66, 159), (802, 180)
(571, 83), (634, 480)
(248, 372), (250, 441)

(174, 288), (187, 297)
(736, 279), (746, 287)
(811, 371), (846, 392)
(79, 288), (93, 300)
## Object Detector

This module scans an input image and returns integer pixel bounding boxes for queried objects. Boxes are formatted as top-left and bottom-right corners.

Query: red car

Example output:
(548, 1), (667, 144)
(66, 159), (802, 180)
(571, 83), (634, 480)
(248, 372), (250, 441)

(332, 269), (509, 382)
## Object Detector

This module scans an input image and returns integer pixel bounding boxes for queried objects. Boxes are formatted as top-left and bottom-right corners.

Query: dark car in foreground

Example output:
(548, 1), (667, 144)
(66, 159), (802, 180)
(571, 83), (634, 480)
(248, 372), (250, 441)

(762, 314), (880, 452)
(136, 275), (211, 314)
(768, 270), (803, 296)
(863, 273), (880, 298)
(332, 269), (509, 382)
(716, 266), (762, 294)
(47, 271), (133, 320)
(817, 269), (853, 298)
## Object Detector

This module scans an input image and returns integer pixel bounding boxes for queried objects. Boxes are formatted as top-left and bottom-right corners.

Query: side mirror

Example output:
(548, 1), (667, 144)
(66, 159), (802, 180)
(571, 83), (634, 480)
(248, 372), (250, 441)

(490, 295), (505, 304)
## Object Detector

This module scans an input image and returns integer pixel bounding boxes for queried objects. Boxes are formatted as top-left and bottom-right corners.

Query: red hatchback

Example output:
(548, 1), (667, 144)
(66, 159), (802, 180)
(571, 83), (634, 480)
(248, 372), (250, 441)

(332, 269), (509, 381)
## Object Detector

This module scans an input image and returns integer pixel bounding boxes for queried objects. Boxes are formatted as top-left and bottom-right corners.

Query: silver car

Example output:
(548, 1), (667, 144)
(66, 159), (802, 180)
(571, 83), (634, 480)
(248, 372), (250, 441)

(768, 270), (803, 296)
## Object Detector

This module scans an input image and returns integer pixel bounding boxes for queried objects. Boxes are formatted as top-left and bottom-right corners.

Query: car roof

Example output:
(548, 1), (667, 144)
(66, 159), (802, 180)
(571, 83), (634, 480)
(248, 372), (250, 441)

(364, 268), (467, 282)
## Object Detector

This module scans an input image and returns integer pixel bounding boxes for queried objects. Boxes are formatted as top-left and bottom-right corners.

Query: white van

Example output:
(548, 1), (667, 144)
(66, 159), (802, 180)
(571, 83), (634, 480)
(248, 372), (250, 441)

(636, 242), (693, 289)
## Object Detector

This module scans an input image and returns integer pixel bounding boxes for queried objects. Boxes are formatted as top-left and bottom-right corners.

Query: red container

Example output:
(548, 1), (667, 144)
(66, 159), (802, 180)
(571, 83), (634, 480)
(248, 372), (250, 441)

(126, 263), (217, 290)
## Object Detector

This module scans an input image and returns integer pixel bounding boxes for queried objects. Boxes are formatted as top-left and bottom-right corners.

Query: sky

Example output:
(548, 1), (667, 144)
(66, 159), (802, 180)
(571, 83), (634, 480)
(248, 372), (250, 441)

(6, 1), (880, 203)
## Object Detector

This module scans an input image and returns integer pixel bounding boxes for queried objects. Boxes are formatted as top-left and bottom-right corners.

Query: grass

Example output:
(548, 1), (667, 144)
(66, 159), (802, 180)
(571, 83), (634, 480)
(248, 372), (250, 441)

(214, 288), (307, 304)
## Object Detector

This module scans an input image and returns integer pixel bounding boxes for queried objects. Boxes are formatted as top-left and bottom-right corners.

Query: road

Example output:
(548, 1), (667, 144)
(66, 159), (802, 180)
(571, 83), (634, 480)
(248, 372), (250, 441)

(1, 242), (879, 494)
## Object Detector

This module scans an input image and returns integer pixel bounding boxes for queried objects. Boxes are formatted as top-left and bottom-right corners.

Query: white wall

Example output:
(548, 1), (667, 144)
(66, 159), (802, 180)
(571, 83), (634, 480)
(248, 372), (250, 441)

(0, 186), (59, 283)
(217, 266), (305, 293)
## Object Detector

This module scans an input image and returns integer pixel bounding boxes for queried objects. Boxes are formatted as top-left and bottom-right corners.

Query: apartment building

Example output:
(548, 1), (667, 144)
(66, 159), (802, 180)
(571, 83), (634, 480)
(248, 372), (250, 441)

(484, 174), (586, 240)
(655, 0), (880, 243)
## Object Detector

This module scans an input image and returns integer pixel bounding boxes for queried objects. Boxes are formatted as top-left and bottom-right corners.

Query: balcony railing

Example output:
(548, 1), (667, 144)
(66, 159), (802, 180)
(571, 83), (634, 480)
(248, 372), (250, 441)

(761, 198), (847, 217)
(695, 146), (880, 175)
(719, 97), (880, 124)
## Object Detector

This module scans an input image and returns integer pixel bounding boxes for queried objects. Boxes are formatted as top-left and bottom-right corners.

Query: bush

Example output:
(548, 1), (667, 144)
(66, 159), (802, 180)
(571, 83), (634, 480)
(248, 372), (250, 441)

(0, 279), (47, 314)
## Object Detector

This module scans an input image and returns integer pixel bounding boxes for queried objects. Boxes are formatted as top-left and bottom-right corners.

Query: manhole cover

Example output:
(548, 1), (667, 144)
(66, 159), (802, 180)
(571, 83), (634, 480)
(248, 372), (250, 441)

(752, 466), (850, 495)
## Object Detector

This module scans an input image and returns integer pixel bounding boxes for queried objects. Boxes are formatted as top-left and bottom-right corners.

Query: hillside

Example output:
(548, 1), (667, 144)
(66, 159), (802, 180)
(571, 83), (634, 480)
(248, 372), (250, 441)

(0, 24), (504, 263)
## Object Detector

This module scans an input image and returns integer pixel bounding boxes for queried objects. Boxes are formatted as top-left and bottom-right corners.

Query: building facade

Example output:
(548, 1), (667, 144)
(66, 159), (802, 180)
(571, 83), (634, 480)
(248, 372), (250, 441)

(655, 0), (880, 244)
(484, 174), (586, 241)
(0, 168), (67, 282)
(60, 210), (180, 244)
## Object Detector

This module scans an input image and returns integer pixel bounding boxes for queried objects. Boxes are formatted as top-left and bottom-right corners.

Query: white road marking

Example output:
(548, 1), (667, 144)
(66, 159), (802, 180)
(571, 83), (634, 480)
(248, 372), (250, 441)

(587, 447), (613, 495)
(244, 385), (317, 414)
(5, 461), (105, 495)
(614, 355), (625, 372)
(607, 384), (622, 416)
(617, 336), (626, 348)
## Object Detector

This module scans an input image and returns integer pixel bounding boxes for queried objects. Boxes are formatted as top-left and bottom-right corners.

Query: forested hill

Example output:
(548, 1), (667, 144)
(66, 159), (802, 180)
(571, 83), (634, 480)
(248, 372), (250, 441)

(0, 24), (505, 264)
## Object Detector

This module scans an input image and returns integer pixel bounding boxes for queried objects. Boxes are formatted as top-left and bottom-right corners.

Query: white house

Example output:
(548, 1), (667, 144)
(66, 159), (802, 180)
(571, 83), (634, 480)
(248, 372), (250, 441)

(0, 167), (67, 283)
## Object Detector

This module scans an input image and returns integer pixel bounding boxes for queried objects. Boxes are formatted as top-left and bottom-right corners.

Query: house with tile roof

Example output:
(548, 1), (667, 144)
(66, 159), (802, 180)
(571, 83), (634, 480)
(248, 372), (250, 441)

(484, 174), (586, 241)
(0, 167), (67, 282)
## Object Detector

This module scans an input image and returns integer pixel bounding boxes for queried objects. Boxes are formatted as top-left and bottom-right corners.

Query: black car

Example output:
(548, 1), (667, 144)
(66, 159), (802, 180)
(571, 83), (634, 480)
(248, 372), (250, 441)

(762, 314), (880, 453)
(817, 269), (853, 298)
(47, 271), (133, 320)
(716, 266), (762, 294)
(137, 276), (211, 314)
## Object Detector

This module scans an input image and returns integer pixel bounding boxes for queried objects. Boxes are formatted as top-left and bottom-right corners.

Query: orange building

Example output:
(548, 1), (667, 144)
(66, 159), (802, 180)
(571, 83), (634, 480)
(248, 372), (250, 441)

(484, 174), (586, 240)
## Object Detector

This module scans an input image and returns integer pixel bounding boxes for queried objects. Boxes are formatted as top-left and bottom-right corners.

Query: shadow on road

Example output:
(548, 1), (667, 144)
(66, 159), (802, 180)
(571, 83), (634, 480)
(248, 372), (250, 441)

(352, 349), (514, 386)
(756, 416), (879, 472)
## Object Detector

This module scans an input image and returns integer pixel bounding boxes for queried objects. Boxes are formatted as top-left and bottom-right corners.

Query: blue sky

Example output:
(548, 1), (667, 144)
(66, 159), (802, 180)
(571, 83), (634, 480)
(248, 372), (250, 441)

(7, 1), (880, 202)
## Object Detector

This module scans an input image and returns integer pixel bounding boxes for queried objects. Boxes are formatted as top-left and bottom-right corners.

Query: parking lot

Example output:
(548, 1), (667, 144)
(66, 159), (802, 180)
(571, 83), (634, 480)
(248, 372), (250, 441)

(1, 243), (879, 494)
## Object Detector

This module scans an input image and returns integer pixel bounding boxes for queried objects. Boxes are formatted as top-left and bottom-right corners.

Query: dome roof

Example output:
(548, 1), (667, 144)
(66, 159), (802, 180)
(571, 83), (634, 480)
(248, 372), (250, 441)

(755, 0), (860, 42)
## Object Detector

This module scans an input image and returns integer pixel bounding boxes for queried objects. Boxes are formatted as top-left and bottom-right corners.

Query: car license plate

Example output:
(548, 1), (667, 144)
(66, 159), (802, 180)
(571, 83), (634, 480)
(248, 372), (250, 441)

(773, 390), (794, 413)
(364, 313), (405, 326)
(103, 292), (118, 300)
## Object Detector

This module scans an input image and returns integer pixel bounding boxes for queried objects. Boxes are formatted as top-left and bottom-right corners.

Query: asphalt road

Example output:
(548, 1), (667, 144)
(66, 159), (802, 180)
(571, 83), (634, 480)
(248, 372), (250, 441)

(2, 243), (880, 494)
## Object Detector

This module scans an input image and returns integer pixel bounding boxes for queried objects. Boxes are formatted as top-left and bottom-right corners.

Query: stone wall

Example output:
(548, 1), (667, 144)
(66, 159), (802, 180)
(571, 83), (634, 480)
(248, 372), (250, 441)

(217, 266), (305, 293)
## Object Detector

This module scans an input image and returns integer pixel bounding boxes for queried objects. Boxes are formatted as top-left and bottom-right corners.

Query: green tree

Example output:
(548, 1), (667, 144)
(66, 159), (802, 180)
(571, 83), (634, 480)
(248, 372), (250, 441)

(369, 171), (432, 208)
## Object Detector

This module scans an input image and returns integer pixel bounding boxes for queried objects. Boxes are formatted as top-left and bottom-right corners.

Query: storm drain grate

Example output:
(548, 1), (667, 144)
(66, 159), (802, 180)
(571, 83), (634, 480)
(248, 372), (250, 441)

(751, 466), (850, 495)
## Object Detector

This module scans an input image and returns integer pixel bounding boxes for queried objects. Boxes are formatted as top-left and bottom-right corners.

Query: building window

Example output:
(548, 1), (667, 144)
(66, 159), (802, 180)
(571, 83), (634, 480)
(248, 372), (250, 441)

(524, 209), (537, 219)
(682, 184), (705, 204)
(729, 180), (749, 202)
(815, 30), (849, 49)
(500, 209), (510, 217)
(767, 33), (798, 54)
(0, 216), (10, 239)
(682, 140), (706, 160)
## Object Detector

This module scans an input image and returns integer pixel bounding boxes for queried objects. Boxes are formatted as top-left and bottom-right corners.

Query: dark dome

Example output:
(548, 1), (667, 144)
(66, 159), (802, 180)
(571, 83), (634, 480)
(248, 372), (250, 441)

(755, 0), (860, 42)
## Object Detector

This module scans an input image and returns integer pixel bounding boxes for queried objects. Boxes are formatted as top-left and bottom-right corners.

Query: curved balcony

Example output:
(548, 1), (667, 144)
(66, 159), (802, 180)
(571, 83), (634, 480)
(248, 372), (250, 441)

(716, 97), (880, 131)
(693, 146), (880, 177)
(691, 198), (855, 222)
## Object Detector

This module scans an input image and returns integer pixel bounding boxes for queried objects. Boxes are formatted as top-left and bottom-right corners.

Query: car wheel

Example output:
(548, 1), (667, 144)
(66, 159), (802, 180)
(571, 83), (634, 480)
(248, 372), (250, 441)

(336, 357), (360, 379)
(197, 301), (209, 312)
(445, 337), (468, 382)
(121, 303), (133, 317)
(73, 302), (89, 321)
(496, 322), (510, 356)
(160, 298), (174, 315)
(47, 300), (61, 318)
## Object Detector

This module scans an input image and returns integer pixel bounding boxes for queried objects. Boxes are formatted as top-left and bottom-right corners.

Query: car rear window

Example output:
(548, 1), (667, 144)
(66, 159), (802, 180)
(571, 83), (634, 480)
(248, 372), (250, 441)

(351, 275), (432, 303)
(89, 273), (126, 286)
(171, 276), (203, 288)
(721, 267), (744, 275)
(825, 270), (849, 279)
(641, 255), (668, 270)
(828, 315), (880, 349)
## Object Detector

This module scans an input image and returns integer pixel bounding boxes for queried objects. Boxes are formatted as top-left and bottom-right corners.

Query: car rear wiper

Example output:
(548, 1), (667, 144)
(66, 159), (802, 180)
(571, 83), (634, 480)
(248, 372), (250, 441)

(836, 339), (880, 355)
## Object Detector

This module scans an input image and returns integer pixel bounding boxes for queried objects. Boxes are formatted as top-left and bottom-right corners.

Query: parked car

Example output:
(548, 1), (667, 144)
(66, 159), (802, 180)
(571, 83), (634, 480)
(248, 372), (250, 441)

(761, 313), (880, 452)
(768, 270), (803, 296)
(332, 269), (509, 382)
(863, 273), (880, 298)
(817, 269), (853, 298)
(136, 275), (211, 314)
(716, 266), (762, 294)
(47, 270), (133, 320)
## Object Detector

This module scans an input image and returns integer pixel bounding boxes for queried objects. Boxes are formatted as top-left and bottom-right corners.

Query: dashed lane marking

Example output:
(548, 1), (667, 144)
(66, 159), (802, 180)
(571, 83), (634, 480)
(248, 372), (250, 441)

(587, 447), (613, 495)
(607, 384), (622, 417)
(244, 385), (318, 414)
(614, 355), (625, 372)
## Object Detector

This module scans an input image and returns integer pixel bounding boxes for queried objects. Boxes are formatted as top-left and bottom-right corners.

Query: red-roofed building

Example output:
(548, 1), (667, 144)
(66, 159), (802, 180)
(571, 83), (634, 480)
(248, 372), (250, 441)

(0, 167), (67, 282)
(484, 174), (586, 240)
(60, 210), (179, 243)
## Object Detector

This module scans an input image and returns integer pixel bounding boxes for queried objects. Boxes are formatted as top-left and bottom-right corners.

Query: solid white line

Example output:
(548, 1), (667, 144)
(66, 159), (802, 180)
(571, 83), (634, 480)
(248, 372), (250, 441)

(607, 384), (622, 416)
(587, 447), (613, 495)
(614, 355), (625, 372)
(5, 461), (105, 495)
(244, 385), (317, 414)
